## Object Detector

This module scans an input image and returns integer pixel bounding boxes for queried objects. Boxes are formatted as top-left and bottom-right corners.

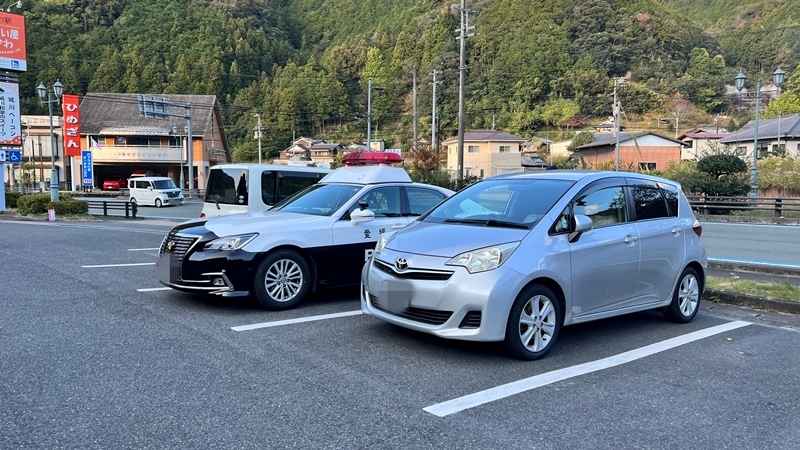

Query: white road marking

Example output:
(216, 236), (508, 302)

(129, 248), (160, 251)
(423, 320), (752, 417)
(232, 310), (363, 331)
(137, 287), (171, 292)
(82, 263), (156, 268)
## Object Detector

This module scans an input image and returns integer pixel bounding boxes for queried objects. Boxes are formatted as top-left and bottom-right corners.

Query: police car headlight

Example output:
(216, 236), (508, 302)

(374, 231), (397, 254)
(445, 242), (520, 273)
(204, 233), (258, 251)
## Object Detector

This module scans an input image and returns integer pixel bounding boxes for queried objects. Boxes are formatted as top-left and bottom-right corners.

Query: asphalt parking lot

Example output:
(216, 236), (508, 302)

(2, 219), (800, 449)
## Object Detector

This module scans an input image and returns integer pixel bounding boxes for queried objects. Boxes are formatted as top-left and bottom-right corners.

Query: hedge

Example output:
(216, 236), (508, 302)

(16, 193), (88, 215)
(4, 191), (21, 208)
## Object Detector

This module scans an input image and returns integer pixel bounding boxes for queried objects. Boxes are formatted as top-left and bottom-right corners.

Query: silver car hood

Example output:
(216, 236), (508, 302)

(203, 211), (326, 237)
(387, 221), (530, 257)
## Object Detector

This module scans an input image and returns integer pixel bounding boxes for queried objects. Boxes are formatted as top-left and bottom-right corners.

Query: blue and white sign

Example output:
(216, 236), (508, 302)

(81, 150), (93, 186)
(8, 150), (20, 163)
(0, 150), (5, 161)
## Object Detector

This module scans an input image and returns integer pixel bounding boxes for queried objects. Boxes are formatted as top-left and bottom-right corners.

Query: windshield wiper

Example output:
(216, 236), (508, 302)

(444, 218), (529, 229)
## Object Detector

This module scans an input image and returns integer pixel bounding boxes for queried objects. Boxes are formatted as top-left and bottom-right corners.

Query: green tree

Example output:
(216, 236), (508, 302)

(691, 154), (750, 196)
(567, 131), (595, 151)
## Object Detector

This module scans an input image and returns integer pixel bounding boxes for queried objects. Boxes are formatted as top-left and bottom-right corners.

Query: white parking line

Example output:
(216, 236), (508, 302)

(232, 310), (363, 331)
(423, 320), (751, 417)
(137, 287), (171, 292)
(129, 248), (160, 251)
(82, 263), (156, 268)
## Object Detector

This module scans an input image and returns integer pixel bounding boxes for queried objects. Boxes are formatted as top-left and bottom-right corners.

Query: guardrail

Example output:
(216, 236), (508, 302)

(85, 200), (138, 219)
(687, 196), (800, 217)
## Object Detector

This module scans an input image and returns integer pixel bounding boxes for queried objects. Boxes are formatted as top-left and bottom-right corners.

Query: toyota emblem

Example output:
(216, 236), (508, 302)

(395, 257), (408, 271)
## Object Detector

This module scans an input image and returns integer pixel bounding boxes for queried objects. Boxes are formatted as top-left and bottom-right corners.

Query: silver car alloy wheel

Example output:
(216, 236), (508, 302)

(518, 294), (557, 352)
(678, 273), (700, 317)
(264, 259), (304, 303)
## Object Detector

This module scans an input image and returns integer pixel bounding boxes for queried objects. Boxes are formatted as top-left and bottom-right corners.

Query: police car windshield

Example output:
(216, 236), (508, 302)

(270, 183), (362, 216)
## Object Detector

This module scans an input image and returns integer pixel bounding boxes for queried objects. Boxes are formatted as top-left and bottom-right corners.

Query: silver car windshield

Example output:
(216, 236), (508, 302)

(423, 178), (575, 228)
(270, 183), (362, 216)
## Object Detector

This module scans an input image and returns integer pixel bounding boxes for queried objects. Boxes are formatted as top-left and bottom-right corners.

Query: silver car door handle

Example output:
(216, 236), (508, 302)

(624, 235), (638, 244)
(672, 226), (682, 236)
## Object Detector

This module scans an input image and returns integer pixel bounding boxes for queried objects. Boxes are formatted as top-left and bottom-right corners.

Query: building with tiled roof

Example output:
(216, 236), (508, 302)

(440, 130), (536, 178)
(572, 131), (685, 172)
(78, 93), (230, 189)
(720, 113), (800, 159)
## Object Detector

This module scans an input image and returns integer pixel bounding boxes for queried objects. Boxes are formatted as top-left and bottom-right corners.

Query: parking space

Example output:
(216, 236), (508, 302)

(2, 220), (800, 448)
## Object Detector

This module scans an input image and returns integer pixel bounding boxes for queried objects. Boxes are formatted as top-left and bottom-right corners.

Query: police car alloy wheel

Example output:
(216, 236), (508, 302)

(253, 249), (311, 310)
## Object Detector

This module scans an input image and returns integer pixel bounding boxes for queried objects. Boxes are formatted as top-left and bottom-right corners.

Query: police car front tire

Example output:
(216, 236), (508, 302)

(253, 250), (310, 310)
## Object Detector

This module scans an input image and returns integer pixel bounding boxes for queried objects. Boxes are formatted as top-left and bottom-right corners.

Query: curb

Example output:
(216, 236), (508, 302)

(708, 260), (800, 276)
(706, 288), (800, 315)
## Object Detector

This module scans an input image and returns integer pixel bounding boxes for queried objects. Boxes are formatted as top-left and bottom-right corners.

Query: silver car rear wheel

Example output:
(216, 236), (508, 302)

(505, 285), (562, 360)
(664, 267), (701, 323)
(253, 250), (310, 310)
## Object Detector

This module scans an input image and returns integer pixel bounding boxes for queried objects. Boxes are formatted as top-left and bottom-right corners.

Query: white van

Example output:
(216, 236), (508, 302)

(128, 176), (184, 207)
(201, 164), (331, 218)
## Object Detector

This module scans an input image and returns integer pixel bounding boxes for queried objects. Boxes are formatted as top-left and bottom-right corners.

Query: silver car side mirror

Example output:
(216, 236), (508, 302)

(569, 214), (593, 242)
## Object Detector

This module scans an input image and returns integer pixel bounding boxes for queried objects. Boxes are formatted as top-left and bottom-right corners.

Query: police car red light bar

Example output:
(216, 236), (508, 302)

(342, 151), (403, 165)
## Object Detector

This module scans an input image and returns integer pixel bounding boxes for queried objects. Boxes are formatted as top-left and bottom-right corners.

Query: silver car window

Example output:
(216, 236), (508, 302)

(574, 186), (628, 227)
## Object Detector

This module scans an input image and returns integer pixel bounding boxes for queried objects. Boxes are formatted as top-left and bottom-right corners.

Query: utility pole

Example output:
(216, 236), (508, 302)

(613, 77), (626, 172)
(413, 65), (418, 151)
(367, 79), (373, 151)
(429, 69), (442, 151)
(253, 113), (263, 164)
(455, 0), (475, 181)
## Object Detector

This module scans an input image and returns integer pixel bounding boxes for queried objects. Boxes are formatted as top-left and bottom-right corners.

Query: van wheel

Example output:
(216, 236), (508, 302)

(155, 198), (162, 208)
(252, 250), (310, 310)
(664, 267), (701, 323)
(504, 284), (562, 360)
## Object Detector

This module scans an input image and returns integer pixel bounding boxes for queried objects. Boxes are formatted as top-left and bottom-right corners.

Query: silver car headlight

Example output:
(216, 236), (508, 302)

(204, 233), (258, 251)
(374, 231), (397, 254)
(446, 242), (520, 273)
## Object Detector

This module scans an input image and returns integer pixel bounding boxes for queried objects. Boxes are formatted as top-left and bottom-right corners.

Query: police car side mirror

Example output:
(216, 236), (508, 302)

(350, 208), (375, 225)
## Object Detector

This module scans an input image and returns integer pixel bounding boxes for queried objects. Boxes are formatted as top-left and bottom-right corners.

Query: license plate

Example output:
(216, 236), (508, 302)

(383, 280), (411, 312)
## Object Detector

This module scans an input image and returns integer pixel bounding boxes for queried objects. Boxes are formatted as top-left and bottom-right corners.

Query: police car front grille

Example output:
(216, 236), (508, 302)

(159, 231), (198, 259)
(369, 294), (452, 325)
(373, 259), (453, 281)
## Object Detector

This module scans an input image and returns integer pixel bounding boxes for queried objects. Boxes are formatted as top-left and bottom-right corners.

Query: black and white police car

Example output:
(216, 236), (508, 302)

(157, 152), (454, 310)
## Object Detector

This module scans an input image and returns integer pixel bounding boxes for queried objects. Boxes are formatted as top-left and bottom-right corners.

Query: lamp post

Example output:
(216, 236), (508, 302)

(36, 80), (63, 201)
(734, 67), (785, 197)
(253, 113), (262, 164)
(172, 125), (188, 189)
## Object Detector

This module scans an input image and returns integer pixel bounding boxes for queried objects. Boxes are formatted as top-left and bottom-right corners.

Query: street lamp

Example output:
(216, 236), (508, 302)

(734, 67), (785, 197)
(36, 79), (63, 201)
(253, 113), (262, 164)
(5, 1), (21, 12)
(172, 125), (188, 189)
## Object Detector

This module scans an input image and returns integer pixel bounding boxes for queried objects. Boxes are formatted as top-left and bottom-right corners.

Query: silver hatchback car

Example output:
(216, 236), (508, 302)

(361, 171), (706, 360)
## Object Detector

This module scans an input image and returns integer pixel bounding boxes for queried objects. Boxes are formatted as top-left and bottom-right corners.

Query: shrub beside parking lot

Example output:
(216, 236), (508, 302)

(16, 193), (88, 215)
(4, 191), (21, 208)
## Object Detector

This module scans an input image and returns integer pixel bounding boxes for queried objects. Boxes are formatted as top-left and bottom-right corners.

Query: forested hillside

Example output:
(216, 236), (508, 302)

(19, 0), (799, 161)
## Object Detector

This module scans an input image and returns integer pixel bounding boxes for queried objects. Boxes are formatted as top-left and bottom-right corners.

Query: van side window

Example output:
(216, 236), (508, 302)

(206, 168), (248, 205)
(262, 171), (277, 205)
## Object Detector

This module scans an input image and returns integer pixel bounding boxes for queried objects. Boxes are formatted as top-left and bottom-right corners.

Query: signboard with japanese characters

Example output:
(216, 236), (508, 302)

(0, 11), (26, 72)
(62, 94), (81, 157)
(0, 81), (21, 146)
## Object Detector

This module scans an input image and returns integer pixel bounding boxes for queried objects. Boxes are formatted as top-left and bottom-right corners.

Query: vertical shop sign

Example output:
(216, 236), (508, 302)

(62, 94), (81, 157)
(0, 81), (20, 145)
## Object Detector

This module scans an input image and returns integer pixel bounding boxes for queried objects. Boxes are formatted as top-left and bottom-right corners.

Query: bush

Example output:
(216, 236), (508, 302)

(46, 198), (89, 215)
(17, 193), (51, 215)
(4, 191), (21, 208)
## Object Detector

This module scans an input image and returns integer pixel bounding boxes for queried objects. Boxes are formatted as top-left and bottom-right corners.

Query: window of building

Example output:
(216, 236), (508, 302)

(480, 169), (484, 178)
(771, 144), (786, 157)
(735, 146), (747, 156)
(499, 145), (511, 153)
(468, 145), (480, 153)
(638, 162), (657, 171)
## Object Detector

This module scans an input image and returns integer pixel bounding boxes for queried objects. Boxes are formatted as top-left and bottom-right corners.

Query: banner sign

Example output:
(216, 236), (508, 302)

(62, 94), (81, 157)
(0, 11), (27, 72)
(82, 150), (93, 186)
(0, 81), (20, 145)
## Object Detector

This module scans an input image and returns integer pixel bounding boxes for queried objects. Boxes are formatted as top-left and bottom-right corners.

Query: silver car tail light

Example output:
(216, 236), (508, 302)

(692, 219), (703, 237)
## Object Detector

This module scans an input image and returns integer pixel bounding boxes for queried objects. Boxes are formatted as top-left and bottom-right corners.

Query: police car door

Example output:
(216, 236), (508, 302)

(331, 185), (410, 281)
